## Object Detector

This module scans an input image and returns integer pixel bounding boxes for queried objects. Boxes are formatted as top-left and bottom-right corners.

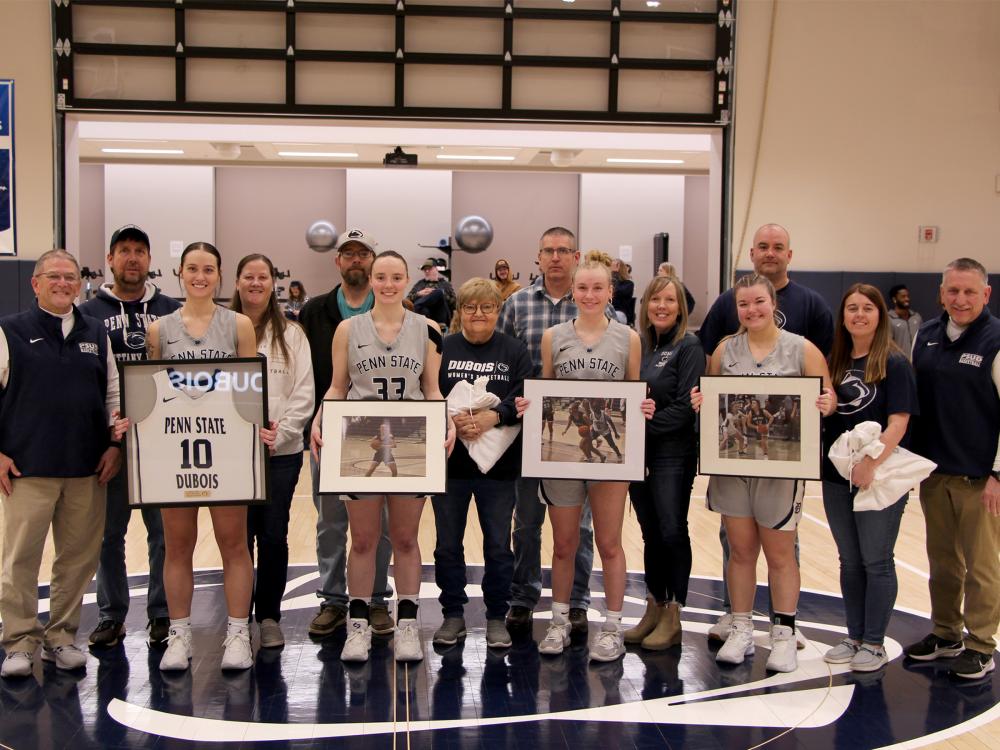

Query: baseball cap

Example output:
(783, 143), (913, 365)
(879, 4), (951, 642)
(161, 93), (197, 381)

(335, 228), (377, 253)
(109, 224), (150, 251)
(420, 257), (438, 269)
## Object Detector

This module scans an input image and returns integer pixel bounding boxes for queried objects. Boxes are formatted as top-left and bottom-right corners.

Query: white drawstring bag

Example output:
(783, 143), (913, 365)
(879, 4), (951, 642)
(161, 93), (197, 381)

(828, 420), (937, 512)
(446, 376), (521, 474)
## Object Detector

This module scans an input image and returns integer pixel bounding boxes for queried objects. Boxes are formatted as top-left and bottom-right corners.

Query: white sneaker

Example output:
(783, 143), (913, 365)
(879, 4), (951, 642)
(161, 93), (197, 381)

(159, 626), (193, 672)
(850, 644), (888, 672)
(538, 621), (571, 655)
(716, 618), (755, 665)
(341, 619), (372, 663)
(221, 628), (253, 671)
(1, 651), (34, 678)
(589, 625), (625, 662)
(766, 624), (798, 672)
(41, 644), (87, 670)
(394, 618), (423, 662)
(708, 612), (734, 642)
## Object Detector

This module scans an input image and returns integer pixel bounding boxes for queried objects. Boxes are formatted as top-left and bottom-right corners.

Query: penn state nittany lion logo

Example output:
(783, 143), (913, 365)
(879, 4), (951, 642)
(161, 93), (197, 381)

(125, 329), (147, 350)
(13, 564), (994, 750)
(837, 369), (877, 415)
(774, 309), (788, 329)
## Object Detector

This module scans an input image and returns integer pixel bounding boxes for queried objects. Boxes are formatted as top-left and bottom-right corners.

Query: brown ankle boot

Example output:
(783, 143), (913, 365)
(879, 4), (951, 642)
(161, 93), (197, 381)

(623, 597), (659, 644)
(642, 601), (682, 650)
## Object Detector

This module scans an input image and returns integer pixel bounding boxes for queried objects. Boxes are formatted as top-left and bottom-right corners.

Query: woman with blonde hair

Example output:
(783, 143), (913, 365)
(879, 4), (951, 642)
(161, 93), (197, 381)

(519, 251), (654, 662)
(433, 277), (532, 649)
(624, 274), (705, 650)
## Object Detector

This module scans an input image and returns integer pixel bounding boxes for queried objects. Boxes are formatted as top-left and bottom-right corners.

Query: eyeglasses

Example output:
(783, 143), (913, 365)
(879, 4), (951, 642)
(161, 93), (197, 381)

(539, 247), (575, 257)
(339, 249), (373, 260)
(34, 272), (81, 283)
(461, 302), (499, 315)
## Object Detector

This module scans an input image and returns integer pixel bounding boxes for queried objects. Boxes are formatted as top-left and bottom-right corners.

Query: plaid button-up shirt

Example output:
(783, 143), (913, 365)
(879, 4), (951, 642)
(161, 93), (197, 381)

(497, 275), (614, 375)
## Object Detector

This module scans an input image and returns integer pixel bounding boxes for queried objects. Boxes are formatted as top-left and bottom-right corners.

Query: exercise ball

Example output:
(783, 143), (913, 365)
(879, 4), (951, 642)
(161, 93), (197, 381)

(306, 220), (338, 253)
(454, 215), (493, 253)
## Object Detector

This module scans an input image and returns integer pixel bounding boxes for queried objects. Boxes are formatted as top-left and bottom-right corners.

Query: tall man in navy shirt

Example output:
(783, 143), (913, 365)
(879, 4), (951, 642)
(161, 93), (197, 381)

(81, 226), (180, 649)
(698, 223), (834, 644)
(906, 257), (1000, 680)
(0, 250), (122, 678)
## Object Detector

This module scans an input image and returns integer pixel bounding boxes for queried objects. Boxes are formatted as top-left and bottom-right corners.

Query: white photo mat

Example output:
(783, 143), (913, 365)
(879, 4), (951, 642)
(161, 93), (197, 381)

(318, 399), (448, 495)
(698, 375), (822, 480)
(521, 378), (647, 482)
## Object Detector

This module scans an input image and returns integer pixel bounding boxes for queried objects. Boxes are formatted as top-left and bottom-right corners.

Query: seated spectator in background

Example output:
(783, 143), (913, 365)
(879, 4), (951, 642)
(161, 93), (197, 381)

(887, 284), (922, 358)
(494, 258), (522, 301)
(408, 258), (456, 330)
(657, 262), (697, 313)
(610, 258), (635, 325)
(283, 280), (309, 321)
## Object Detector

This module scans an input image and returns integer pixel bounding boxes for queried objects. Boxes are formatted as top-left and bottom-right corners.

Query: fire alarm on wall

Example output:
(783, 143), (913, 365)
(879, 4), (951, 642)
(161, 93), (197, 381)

(918, 226), (939, 243)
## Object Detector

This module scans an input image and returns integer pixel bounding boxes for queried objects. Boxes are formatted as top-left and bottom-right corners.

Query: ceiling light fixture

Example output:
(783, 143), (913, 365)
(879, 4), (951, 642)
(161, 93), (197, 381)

(277, 151), (359, 158)
(101, 148), (184, 155)
(646, 1), (661, 7)
(606, 157), (684, 164)
(436, 154), (516, 161)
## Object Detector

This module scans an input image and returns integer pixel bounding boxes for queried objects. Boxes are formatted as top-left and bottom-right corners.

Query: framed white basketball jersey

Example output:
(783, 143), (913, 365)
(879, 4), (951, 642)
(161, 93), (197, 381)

(130, 367), (261, 505)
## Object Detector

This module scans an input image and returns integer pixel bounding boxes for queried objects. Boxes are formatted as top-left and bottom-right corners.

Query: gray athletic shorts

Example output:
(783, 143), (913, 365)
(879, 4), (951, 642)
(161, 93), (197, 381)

(705, 475), (804, 531)
(539, 479), (591, 507)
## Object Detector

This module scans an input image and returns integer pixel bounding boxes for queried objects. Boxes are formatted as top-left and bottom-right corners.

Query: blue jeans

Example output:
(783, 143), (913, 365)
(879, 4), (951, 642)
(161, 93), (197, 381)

(310, 452), (392, 607)
(95, 470), (167, 621)
(247, 452), (302, 622)
(432, 478), (516, 620)
(510, 476), (593, 610)
(629, 453), (696, 605)
(822, 480), (906, 644)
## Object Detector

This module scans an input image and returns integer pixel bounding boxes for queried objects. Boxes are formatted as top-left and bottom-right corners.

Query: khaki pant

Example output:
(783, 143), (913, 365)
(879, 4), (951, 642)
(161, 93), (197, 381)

(0, 476), (106, 652)
(920, 473), (1000, 654)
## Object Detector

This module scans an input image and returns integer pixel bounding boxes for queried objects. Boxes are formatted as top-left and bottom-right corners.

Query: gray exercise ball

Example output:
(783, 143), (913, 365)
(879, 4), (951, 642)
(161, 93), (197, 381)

(454, 215), (493, 253)
(306, 220), (339, 253)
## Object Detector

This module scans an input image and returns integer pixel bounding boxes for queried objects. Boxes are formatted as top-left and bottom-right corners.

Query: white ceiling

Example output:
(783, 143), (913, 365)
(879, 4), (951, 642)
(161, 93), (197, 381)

(73, 115), (715, 172)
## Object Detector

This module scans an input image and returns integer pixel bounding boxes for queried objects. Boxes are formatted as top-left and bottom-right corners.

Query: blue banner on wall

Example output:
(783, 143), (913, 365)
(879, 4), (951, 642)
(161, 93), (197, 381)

(0, 80), (15, 255)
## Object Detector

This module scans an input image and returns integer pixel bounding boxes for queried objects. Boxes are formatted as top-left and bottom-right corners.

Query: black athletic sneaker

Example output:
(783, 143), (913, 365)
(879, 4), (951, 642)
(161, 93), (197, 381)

(148, 617), (170, 647)
(88, 619), (125, 648)
(569, 607), (589, 633)
(505, 606), (533, 630)
(950, 650), (996, 680)
(904, 633), (964, 661)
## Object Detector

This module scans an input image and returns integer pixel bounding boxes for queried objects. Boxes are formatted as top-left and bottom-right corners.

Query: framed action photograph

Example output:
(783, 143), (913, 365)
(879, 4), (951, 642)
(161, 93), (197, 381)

(521, 378), (647, 482)
(318, 399), (448, 495)
(121, 358), (270, 508)
(698, 375), (822, 480)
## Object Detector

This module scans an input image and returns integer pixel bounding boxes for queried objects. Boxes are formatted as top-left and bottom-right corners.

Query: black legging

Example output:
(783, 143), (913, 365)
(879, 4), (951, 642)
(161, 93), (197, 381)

(628, 453), (697, 605)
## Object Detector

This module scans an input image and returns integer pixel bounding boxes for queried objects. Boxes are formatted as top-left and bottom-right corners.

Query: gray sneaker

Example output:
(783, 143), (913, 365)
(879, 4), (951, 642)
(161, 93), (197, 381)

(432, 617), (467, 646)
(41, 644), (88, 671)
(486, 619), (512, 649)
(1, 651), (34, 678)
(259, 619), (284, 649)
(824, 638), (860, 664)
(850, 644), (888, 672)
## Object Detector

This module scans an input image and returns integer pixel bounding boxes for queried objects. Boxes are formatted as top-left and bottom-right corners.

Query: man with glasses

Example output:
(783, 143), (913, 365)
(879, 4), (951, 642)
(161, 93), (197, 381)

(0, 250), (123, 677)
(299, 228), (394, 639)
(497, 226), (607, 635)
(80, 225), (180, 650)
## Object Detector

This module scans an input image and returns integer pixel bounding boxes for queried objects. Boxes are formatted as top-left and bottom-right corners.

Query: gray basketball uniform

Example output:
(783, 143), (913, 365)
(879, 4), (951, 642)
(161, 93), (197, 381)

(157, 307), (239, 360)
(707, 330), (806, 530)
(346, 310), (429, 401)
(541, 319), (632, 507)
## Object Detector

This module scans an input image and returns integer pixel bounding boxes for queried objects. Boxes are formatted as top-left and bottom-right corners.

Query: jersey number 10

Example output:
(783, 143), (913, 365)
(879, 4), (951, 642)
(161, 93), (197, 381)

(180, 438), (214, 469)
